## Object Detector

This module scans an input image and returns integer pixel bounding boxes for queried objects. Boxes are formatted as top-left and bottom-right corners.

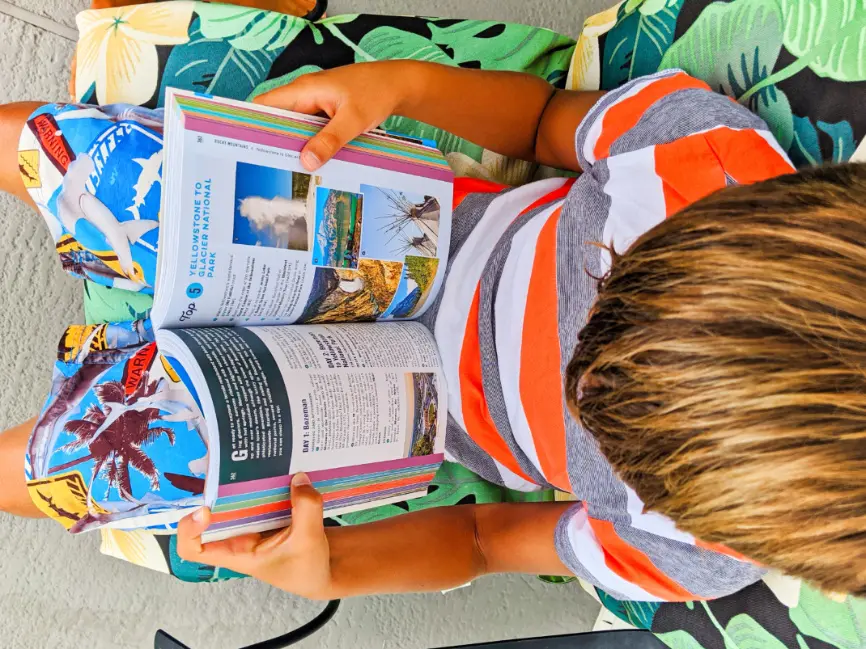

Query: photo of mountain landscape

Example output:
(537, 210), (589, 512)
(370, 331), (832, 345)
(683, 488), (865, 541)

(298, 259), (403, 324)
(381, 256), (440, 319)
(312, 187), (364, 269)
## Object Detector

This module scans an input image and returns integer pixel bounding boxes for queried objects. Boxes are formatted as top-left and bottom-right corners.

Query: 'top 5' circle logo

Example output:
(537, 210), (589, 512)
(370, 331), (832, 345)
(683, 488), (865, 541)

(186, 283), (204, 299)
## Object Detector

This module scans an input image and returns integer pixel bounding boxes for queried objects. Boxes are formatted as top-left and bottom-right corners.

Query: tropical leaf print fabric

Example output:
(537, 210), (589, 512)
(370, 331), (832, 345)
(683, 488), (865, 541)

(72, 3), (575, 184)
(600, 579), (863, 649)
(566, 0), (866, 168)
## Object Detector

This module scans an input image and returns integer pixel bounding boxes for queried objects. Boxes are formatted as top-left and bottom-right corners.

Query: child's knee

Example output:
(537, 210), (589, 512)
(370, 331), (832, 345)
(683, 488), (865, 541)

(0, 417), (42, 518)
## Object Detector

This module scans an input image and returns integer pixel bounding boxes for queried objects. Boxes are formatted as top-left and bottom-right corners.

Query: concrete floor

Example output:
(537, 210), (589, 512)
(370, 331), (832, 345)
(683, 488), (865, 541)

(0, 1), (608, 647)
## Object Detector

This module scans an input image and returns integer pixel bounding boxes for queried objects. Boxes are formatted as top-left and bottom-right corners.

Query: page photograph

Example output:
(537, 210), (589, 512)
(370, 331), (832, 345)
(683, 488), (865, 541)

(405, 372), (441, 458)
(298, 260), (403, 324)
(312, 187), (364, 269)
(233, 161), (319, 252)
(381, 256), (440, 320)
(359, 184), (440, 261)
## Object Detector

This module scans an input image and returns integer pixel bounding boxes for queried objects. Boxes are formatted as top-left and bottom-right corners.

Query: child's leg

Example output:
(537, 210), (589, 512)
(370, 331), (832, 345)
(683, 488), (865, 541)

(0, 102), (43, 209)
(0, 418), (43, 517)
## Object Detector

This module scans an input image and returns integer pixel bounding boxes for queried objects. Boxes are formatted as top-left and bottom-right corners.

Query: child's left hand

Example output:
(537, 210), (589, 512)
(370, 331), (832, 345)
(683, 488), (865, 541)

(176, 472), (336, 600)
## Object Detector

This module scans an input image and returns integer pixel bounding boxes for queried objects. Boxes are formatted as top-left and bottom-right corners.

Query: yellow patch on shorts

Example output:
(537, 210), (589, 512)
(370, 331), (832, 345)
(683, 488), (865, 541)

(27, 472), (105, 530)
(56, 234), (85, 253)
(59, 323), (109, 362)
(18, 150), (41, 188)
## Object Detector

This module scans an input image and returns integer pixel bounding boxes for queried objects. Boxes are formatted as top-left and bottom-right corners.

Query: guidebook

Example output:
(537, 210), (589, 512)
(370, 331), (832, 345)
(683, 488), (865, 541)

(25, 90), (453, 542)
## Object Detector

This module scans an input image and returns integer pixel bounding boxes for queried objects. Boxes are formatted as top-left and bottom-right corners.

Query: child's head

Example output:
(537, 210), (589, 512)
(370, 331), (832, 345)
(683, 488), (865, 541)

(566, 162), (866, 595)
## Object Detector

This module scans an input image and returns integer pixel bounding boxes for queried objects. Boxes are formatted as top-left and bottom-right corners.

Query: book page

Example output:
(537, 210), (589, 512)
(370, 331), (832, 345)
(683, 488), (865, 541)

(152, 91), (453, 330)
(158, 322), (446, 541)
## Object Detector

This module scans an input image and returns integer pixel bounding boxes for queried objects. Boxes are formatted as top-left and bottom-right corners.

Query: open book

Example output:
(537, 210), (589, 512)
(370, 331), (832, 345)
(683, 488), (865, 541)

(27, 91), (453, 542)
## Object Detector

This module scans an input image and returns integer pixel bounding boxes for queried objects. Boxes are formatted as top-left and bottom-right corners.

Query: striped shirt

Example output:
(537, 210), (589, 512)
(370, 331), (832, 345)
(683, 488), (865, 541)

(423, 71), (796, 601)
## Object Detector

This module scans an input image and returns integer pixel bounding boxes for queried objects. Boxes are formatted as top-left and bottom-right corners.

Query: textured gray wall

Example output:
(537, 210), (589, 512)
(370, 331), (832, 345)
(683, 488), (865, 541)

(0, 1), (606, 647)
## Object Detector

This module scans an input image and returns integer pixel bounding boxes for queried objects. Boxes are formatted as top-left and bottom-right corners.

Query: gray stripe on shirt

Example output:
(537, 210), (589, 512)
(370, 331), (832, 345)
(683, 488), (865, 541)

(424, 189), (531, 488)
(574, 69), (682, 170)
(607, 510), (766, 598)
(475, 201), (572, 487)
(444, 414), (505, 486)
(608, 88), (768, 157)
(554, 161), (631, 512)
(418, 191), (503, 332)
(554, 503), (632, 601)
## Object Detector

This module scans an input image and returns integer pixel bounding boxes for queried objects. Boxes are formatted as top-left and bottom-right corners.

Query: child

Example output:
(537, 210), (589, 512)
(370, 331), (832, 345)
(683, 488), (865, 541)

(3, 60), (865, 603)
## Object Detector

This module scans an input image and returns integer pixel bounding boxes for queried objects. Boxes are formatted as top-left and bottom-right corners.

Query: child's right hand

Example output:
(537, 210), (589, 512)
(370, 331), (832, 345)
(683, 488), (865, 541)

(254, 61), (417, 172)
(176, 472), (337, 600)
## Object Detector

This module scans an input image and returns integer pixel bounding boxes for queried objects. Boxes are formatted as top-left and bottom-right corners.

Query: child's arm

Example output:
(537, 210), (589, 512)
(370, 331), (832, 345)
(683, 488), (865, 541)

(0, 102), (44, 208)
(255, 61), (604, 173)
(0, 418), (44, 517)
(177, 474), (573, 599)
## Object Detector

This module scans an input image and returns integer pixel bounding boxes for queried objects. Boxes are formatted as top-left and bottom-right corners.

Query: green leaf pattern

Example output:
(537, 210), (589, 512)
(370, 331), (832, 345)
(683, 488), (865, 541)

(816, 120), (858, 163)
(780, 0), (866, 80)
(725, 614), (790, 649)
(790, 115), (822, 166)
(158, 17), (282, 104)
(659, 0), (784, 98)
(596, 587), (660, 629)
(738, 0), (866, 102)
(355, 27), (453, 64)
(196, 4), (307, 51)
(789, 583), (866, 648)
(426, 21), (575, 79)
(656, 630), (709, 649)
(248, 64), (324, 99)
(602, 0), (686, 88)
(658, 0), (862, 165)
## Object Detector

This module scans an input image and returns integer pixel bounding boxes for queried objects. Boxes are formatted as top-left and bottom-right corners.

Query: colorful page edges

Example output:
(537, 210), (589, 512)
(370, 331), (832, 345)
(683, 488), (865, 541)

(174, 95), (453, 183)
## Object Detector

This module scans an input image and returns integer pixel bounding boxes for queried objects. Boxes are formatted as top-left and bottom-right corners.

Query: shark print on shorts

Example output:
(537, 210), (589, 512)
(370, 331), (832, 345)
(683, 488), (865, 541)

(18, 104), (165, 293)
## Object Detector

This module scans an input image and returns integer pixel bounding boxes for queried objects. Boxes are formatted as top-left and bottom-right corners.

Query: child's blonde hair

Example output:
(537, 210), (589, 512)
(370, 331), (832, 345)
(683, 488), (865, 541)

(566, 163), (866, 595)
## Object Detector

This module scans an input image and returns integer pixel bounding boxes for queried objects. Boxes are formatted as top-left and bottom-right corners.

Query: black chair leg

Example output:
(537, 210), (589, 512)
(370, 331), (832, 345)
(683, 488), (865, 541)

(304, 0), (327, 21)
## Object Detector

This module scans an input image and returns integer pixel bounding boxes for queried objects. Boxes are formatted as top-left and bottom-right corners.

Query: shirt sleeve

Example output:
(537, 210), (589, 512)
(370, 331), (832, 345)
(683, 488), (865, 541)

(555, 501), (765, 602)
(569, 70), (796, 273)
(574, 69), (789, 173)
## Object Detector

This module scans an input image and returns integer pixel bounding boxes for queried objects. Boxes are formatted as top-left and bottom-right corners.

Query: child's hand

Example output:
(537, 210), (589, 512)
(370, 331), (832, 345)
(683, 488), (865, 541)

(254, 61), (413, 172)
(176, 473), (335, 599)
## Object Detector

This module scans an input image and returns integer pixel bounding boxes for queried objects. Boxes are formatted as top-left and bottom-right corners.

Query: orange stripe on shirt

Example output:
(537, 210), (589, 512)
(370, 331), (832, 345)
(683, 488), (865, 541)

(519, 205), (570, 491)
(703, 128), (795, 184)
(654, 127), (794, 217)
(590, 517), (699, 601)
(594, 73), (711, 161)
(653, 132), (728, 216)
(459, 288), (534, 481)
(453, 177), (509, 209)
(524, 178), (575, 212)
(456, 181), (576, 484)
